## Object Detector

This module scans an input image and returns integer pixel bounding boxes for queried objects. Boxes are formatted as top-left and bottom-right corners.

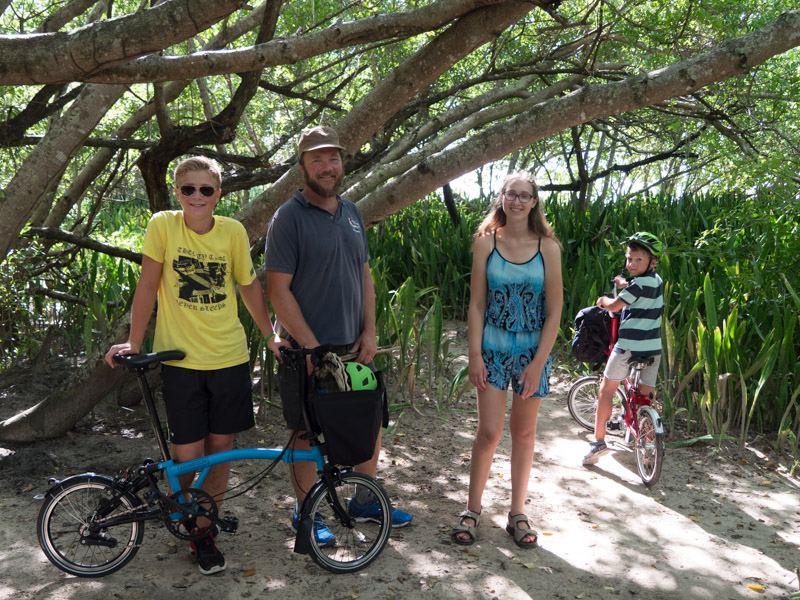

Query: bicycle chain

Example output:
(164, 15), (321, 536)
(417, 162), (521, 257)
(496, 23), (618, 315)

(87, 488), (217, 543)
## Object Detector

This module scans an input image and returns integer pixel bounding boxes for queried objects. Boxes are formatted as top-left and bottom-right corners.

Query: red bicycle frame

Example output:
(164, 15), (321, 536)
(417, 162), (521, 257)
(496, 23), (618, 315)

(606, 310), (653, 436)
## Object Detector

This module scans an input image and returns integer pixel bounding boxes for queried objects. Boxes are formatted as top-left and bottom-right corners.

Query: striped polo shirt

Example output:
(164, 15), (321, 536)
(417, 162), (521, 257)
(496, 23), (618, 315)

(614, 271), (663, 357)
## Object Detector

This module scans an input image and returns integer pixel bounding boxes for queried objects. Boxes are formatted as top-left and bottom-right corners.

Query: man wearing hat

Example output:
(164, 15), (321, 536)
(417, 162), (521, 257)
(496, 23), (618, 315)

(265, 126), (412, 546)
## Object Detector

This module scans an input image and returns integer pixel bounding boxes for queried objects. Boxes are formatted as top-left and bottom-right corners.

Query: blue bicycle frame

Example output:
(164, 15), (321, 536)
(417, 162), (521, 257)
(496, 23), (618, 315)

(161, 446), (326, 493)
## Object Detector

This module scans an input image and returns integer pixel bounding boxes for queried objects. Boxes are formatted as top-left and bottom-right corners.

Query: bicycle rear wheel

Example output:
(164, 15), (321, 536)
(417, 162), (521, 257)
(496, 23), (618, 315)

(567, 376), (625, 431)
(635, 407), (664, 486)
(303, 470), (391, 573)
(37, 474), (144, 577)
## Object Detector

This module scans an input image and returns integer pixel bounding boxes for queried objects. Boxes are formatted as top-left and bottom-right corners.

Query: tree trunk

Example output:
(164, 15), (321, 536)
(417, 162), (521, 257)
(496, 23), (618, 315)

(237, 0), (535, 241)
(0, 83), (126, 262)
(0, 314), (153, 444)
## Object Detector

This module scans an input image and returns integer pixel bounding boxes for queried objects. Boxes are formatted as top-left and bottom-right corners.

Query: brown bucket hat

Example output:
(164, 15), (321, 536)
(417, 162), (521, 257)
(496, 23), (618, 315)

(297, 126), (345, 156)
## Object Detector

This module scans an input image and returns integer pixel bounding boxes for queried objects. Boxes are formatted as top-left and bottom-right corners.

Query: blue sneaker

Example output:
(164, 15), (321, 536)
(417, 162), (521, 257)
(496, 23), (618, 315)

(291, 510), (336, 547)
(348, 497), (412, 528)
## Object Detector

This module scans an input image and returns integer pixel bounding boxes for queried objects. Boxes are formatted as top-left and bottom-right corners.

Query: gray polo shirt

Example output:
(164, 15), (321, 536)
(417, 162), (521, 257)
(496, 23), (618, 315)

(265, 190), (369, 346)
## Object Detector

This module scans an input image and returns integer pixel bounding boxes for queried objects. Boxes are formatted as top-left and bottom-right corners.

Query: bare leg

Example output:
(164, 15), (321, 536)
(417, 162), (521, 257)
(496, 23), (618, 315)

(508, 393), (541, 545)
(171, 432), (234, 529)
(638, 383), (656, 400)
(454, 383), (507, 543)
(594, 376), (621, 442)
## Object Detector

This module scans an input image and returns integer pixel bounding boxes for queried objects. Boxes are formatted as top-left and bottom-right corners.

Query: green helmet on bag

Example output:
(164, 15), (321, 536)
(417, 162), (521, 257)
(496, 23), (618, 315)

(627, 231), (663, 258)
(344, 362), (378, 391)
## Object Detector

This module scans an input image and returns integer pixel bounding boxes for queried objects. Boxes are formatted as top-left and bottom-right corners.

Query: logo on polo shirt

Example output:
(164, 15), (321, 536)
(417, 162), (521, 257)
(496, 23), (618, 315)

(348, 217), (361, 233)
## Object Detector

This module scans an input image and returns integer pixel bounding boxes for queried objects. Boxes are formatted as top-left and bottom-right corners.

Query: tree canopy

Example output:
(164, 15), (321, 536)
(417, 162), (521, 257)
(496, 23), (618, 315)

(1, 0), (800, 442)
(2, 1), (799, 256)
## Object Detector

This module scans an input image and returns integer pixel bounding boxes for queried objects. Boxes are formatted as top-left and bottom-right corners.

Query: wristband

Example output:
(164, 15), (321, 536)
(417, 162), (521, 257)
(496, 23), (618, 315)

(265, 331), (278, 342)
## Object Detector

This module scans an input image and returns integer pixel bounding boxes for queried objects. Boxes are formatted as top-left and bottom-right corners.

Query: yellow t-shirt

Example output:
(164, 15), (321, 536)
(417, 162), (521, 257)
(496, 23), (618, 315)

(143, 211), (256, 370)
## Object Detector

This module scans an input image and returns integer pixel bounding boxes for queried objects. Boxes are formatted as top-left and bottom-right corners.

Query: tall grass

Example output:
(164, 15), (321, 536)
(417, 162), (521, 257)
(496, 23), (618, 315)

(369, 190), (800, 455)
(367, 197), (482, 320)
(6, 188), (798, 457)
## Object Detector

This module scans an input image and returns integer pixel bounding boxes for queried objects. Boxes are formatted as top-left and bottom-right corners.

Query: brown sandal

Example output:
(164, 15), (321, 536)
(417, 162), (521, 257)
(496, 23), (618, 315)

(505, 513), (538, 548)
(451, 509), (480, 546)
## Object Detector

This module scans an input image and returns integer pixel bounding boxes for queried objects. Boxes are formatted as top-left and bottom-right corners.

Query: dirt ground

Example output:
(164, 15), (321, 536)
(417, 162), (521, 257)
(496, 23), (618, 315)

(1, 343), (799, 600)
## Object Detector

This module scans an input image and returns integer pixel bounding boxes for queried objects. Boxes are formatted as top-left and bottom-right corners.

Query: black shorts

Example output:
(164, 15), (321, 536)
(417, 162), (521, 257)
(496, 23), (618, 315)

(277, 344), (372, 431)
(161, 363), (254, 445)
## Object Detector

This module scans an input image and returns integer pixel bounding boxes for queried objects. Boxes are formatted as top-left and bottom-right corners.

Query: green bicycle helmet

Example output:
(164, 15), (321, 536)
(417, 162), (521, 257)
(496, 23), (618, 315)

(344, 362), (378, 391)
(627, 231), (663, 258)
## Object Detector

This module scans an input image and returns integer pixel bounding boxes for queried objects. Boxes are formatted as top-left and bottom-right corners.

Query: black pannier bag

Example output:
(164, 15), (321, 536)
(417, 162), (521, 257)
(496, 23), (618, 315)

(307, 371), (389, 466)
(571, 305), (612, 371)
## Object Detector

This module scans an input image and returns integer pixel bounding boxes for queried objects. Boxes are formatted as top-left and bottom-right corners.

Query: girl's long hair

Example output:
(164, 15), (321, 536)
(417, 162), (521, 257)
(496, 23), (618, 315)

(474, 171), (559, 244)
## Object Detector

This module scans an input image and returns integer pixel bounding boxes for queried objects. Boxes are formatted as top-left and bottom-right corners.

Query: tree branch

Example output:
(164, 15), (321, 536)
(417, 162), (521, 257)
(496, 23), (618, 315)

(356, 11), (800, 225)
(40, 0), (535, 84)
(0, 0), (247, 84)
(24, 227), (142, 263)
(30, 287), (124, 309)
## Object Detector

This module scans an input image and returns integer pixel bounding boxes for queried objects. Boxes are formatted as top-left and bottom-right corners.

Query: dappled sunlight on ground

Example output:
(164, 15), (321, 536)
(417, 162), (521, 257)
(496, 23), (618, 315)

(1, 359), (798, 599)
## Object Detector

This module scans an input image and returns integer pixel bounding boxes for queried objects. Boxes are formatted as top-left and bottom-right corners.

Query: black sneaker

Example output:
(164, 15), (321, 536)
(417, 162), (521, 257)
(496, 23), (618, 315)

(189, 529), (226, 575)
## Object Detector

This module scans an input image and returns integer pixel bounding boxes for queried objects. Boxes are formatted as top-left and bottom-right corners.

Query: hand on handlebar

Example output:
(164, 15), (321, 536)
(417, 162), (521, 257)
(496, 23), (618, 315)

(266, 333), (291, 362)
(279, 344), (335, 375)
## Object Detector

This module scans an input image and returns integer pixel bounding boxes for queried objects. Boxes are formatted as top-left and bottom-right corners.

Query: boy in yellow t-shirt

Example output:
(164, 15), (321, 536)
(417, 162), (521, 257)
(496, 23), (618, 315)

(105, 156), (283, 575)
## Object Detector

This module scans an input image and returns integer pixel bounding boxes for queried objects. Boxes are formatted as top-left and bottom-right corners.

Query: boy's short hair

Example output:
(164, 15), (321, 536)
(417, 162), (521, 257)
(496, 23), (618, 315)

(173, 156), (222, 188)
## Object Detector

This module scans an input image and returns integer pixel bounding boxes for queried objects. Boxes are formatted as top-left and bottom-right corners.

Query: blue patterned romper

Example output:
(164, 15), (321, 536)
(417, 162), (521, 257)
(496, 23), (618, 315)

(482, 233), (551, 397)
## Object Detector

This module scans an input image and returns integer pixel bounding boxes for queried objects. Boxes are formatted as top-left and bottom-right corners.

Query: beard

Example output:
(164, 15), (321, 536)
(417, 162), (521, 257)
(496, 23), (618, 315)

(304, 170), (343, 198)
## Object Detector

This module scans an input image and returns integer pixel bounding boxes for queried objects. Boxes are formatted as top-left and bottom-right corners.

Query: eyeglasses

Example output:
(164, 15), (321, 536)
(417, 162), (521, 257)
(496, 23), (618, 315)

(502, 191), (534, 203)
(179, 185), (217, 197)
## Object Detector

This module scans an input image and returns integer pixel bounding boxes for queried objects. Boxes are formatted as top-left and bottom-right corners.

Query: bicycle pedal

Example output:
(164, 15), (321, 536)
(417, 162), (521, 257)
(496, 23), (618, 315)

(218, 515), (239, 534)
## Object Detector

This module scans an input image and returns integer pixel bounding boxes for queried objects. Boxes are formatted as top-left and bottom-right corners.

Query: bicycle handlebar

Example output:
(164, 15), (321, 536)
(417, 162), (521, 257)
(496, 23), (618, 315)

(279, 344), (335, 370)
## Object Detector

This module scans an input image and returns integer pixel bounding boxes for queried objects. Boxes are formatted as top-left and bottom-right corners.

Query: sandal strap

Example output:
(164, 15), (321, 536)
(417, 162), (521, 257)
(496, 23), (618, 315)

(460, 509), (481, 524)
(452, 509), (481, 545)
(508, 512), (529, 525)
(508, 513), (537, 534)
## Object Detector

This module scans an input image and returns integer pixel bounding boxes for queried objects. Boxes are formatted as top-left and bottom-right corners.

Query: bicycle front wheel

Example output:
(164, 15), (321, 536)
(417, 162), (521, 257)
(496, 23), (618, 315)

(567, 376), (625, 431)
(635, 407), (664, 486)
(303, 470), (391, 574)
(37, 474), (144, 577)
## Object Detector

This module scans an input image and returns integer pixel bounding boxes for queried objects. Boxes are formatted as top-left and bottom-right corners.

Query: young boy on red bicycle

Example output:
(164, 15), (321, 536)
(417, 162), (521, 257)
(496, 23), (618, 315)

(582, 232), (664, 466)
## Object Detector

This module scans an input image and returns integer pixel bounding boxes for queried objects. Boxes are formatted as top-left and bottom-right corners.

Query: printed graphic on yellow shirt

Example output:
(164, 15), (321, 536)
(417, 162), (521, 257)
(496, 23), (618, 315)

(173, 255), (228, 307)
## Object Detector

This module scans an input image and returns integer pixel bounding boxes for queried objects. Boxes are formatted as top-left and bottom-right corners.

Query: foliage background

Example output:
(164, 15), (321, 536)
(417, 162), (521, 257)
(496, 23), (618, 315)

(368, 188), (800, 458)
(0, 2), (799, 454)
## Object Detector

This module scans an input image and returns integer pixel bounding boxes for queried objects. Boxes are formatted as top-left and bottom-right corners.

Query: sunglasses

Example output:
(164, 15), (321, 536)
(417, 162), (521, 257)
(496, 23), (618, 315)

(179, 185), (217, 197)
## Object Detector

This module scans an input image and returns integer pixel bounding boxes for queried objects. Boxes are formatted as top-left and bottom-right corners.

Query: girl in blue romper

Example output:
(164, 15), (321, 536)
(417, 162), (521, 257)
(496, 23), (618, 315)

(452, 172), (563, 549)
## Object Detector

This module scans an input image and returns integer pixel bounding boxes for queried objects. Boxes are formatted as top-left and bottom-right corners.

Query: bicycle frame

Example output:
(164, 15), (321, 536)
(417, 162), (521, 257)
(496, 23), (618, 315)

(38, 347), (394, 576)
(621, 365), (664, 441)
(605, 288), (664, 440)
(113, 351), (330, 509)
(161, 446), (325, 493)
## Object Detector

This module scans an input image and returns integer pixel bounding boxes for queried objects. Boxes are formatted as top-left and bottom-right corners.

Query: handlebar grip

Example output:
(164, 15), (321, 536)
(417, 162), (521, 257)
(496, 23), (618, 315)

(279, 346), (297, 369)
(309, 344), (335, 366)
(279, 344), (336, 369)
